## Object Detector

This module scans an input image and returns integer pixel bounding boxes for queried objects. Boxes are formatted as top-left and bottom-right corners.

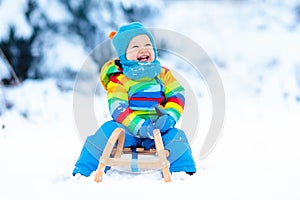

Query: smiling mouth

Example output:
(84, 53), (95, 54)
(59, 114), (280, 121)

(137, 55), (150, 62)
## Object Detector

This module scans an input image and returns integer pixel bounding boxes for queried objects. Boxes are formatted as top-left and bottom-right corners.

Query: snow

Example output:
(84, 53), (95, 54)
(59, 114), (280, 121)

(41, 36), (88, 75)
(38, 0), (71, 23)
(1, 1), (300, 200)
(0, 0), (32, 39)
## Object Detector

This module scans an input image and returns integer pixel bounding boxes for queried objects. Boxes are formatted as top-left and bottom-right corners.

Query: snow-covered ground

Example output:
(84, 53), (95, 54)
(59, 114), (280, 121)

(1, 1), (300, 200)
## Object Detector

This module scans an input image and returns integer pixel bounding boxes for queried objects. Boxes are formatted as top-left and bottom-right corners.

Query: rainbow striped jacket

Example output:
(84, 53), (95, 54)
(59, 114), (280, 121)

(100, 59), (185, 135)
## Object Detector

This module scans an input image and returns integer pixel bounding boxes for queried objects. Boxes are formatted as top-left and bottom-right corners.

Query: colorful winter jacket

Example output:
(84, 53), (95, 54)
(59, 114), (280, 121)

(100, 59), (185, 135)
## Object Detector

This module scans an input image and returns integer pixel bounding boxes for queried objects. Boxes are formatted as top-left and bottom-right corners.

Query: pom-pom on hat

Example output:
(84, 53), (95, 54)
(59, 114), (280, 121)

(109, 22), (157, 61)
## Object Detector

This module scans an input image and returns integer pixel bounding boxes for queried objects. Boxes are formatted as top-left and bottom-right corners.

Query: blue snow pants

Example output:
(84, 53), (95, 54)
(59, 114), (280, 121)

(72, 120), (196, 177)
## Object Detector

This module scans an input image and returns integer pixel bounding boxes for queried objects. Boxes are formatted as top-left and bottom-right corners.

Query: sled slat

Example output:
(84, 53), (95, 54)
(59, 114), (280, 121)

(95, 128), (171, 182)
(113, 148), (169, 156)
(107, 158), (166, 168)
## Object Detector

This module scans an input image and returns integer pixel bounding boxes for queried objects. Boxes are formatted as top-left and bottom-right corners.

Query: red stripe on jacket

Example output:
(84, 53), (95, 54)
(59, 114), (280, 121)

(129, 97), (163, 104)
(167, 97), (185, 108)
(116, 107), (132, 122)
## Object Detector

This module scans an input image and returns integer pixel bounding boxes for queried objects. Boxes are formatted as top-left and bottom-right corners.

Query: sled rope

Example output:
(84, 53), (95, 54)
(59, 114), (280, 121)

(131, 148), (139, 172)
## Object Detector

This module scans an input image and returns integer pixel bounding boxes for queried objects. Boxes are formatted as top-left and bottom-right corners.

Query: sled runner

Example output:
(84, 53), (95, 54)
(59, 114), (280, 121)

(94, 128), (172, 182)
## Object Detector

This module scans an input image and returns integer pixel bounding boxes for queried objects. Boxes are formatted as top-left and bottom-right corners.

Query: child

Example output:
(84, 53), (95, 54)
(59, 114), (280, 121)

(72, 22), (196, 177)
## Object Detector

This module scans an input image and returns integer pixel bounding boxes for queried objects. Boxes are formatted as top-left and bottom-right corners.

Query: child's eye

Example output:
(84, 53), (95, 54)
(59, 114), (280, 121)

(145, 43), (152, 47)
(132, 45), (139, 48)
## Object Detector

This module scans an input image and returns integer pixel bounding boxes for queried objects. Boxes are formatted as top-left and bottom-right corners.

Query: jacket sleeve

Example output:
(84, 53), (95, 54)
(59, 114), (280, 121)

(106, 74), (146, 135)
(162, 69), (185, 122)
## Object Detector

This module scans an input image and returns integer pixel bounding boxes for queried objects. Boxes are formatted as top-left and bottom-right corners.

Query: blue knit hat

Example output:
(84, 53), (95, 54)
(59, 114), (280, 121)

(110, 22), (157, 61)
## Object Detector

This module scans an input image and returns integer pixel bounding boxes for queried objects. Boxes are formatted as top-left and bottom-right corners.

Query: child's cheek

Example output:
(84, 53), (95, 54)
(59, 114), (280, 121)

(126, 50), (138, 61)
(150, 50), (155, 61)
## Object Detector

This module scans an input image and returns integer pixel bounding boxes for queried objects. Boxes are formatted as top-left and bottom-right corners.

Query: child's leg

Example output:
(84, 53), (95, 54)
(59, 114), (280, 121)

(162, 128), (196, 173)
(72, 120), (139, 177)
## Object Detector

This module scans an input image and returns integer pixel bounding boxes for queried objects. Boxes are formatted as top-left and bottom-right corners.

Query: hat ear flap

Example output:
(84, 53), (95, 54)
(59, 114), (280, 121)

(109, 31), (117, 39)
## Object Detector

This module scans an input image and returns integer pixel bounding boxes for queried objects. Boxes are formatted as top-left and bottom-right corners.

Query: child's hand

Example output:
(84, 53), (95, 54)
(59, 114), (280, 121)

(138, 120), (155, 139)
(155, 115), (175, 133)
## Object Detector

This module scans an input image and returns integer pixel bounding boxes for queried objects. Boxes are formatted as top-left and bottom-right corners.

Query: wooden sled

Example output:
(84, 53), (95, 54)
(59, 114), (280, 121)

(94, 128), (172, 182)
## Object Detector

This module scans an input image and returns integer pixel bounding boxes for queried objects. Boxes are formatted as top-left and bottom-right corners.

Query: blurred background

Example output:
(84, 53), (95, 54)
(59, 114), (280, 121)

(1, 1), (300, 198)
(1, 0), (300, 140)
(1, 0), (300, 150)
(1, 0), (300, 104)
(0, 0), (162, 82)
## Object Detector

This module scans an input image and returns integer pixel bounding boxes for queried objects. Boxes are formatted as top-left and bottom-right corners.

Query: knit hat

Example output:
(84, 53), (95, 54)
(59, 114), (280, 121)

(110, 22), (157, 61)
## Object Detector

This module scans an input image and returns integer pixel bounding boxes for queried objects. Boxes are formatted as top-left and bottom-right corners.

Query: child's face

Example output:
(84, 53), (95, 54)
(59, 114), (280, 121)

(126, 34), (155, 62)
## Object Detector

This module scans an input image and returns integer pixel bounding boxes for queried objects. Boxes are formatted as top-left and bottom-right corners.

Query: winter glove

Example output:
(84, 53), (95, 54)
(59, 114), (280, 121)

(155, 114), (175, 133)
(138, 120), (155, 139)
(154, 105), (176, 133)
